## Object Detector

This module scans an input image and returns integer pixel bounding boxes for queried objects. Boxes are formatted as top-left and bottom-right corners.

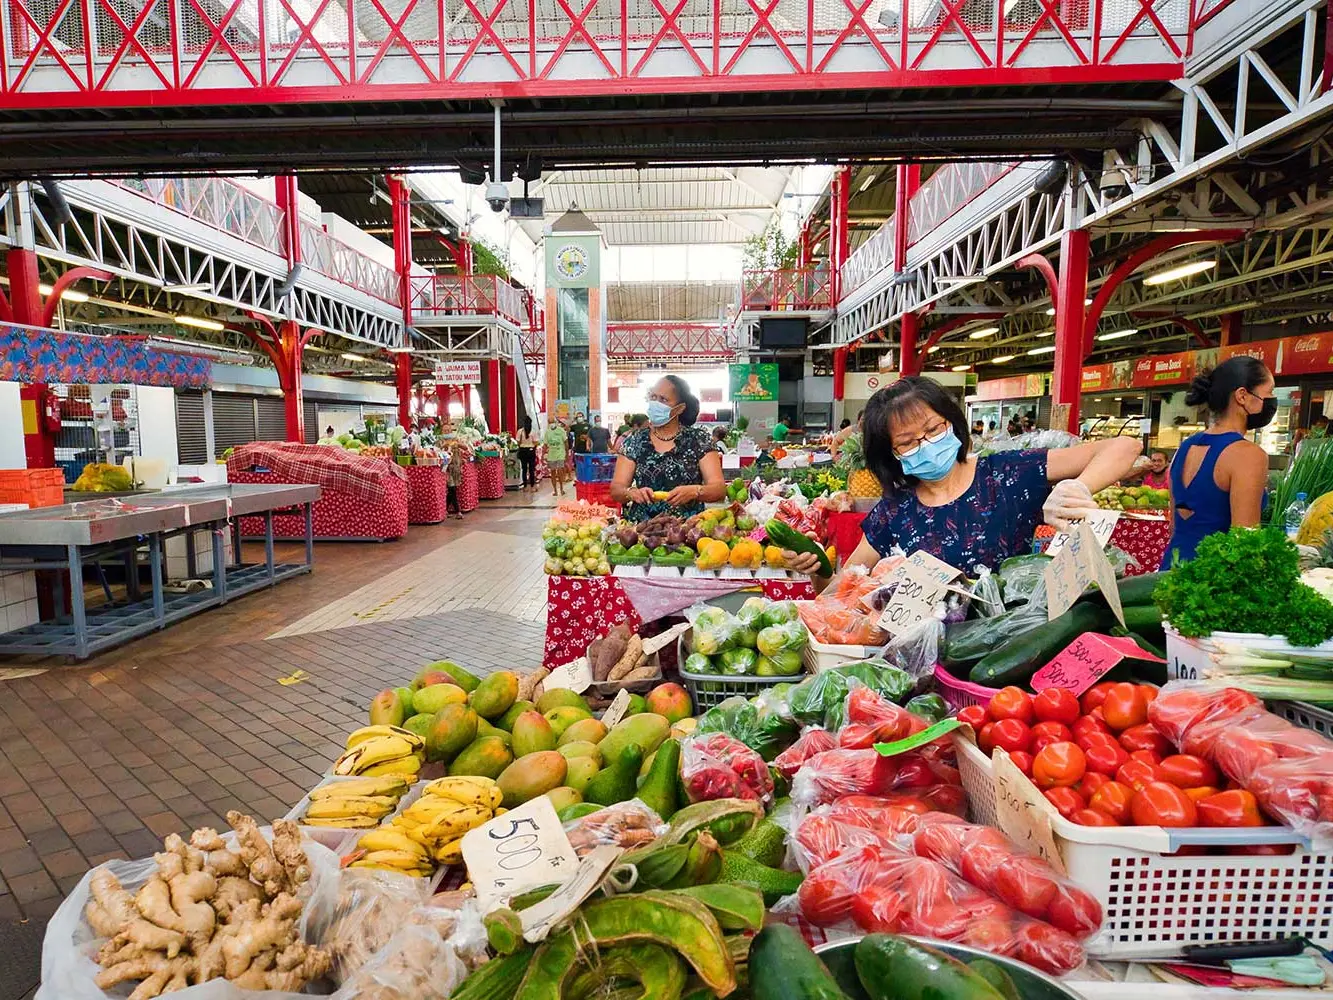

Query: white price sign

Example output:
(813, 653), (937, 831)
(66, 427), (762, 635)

(543, 657), (593, 694)
(875, 550), (962, 637)
(600, 689), (633, 729)
(1043, 521), (1125, 628)
(461, 796), (580, 910)
(1043, 509), (1120, 557)
(993, 749), (1067, 875)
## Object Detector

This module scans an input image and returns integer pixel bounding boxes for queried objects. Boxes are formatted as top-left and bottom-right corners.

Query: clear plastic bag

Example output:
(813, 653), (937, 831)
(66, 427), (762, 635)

(332, 903), (487, 1000)
(314, 868), (434, 985)
(788, 661), (912, 729)
(982, 429), (1081, 453)
(684, 604), (742, 657)
(694, 695), (800, 761)
(681, 732), (775, 805)
(882, 615), (944, 680)
(969, 567), (1005, 618)
(796, 601), (886, 646)
(835, 685), (929, 750)
(941, 592), (1049, 669)
(562, 799), (665, 856)
(773, 727), (838, 781)
(38, 832), (340, 1000)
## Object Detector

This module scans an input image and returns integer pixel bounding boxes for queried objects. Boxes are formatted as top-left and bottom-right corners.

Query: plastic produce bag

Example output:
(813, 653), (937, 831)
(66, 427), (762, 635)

(684, 604), (742, 656)
(983, 429), (1080, 453)
(315, 868), (433, 985)
(788, 660), (912, 728)
(969, 567), (1005, 618)
(695, 695), (800, 760)
(792, 803), (964, 870)
(718, 647), (758, 675)
(797, 601), (887, 646)
(736, 596), (769, 629)
(790, 746), (953, 806)
(681, 732), (775, 804)
(941, 594), (1049, 671)
(773, 727), (838, 781)
(38, 833), (341, 1000)
(883, 615), (944, 680)
(563, 799), (665, 856)
(1149, 684), (1333, 844)
(332, 902), (487, 1000)
(756, 619), (808, 658)
(836, 686), (930, 749)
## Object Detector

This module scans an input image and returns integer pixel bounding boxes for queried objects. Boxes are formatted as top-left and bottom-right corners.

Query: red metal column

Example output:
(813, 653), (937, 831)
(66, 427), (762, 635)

(274, 175), (302, 269)
(395, 353), (413, 429)
(1053, 229), (1090, 435)
(1220, 312), (1242, 346)
(482, 360), (502, 431)
(388, 175), (413, 327)
(893, 164), (922, 273)
(277, 321), (306, 442)
(502, 362), (520, 435)
(10, 247), (55, 467)
(459, 240), (475, 276)
(829, 167), (851, 303)
(900, 314), (922, 377)
(832, 346), (848, 400)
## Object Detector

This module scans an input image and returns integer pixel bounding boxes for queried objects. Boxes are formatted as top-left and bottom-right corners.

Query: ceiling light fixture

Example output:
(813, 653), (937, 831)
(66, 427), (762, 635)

(341, 352), (369, 362)
(174, 314), (225, 332)
(951, 364), (971, 372)
(858, 170), (878, 193)
(968, 327), (1000, 340)
(1096, 329), (1139, 341)
(1036, 330), (1055, 338)
(927, 345), (940, 354)
(387, 346), (414, 353)
(38, 282), (89, 303)
(991, 354), (1016, 364)
(1143, 260), (1215, 285)
(1027, 345), (1056, 355)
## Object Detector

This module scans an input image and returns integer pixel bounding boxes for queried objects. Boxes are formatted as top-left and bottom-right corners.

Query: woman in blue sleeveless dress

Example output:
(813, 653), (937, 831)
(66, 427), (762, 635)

(1161, 356), (1274, 568)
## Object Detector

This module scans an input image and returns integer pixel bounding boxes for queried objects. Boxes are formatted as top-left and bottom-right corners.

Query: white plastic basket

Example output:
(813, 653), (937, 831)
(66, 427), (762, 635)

(954, 734), (1333, 958)
(801, 637), (889, 674)
(1273, 700), (1333, 738)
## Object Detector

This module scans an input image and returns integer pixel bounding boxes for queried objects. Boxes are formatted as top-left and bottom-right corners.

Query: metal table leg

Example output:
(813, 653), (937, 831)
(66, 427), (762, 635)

(231, 518), (242, 569)
(150, 533), (164, 628)
(264, 511), (275, 585)
(213, 525), (227, 602)
(304, 503), (314, 568)
(124, 547), (141, 601)
(185, 527), (198, 580)
(68, 543), (88, 660)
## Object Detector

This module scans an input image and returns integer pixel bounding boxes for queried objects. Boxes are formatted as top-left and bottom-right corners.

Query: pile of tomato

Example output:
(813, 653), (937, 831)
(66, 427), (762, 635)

(958, 683), (1273, 832)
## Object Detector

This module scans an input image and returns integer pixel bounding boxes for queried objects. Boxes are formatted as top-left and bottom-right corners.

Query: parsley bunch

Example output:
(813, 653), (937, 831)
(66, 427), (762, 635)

(1155, 526), (1333, 647)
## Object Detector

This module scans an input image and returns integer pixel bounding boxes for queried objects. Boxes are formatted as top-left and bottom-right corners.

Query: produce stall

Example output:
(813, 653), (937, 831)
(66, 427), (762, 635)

(402, 462), (448, 525)
(0, 483), (317, 659)
(477, 453), (505, 500)
(228, 442), (409, 542)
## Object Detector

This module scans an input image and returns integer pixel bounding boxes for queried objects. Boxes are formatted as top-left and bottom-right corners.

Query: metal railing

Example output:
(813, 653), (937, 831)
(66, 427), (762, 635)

(110, 177), (283, 254)
(410, 274), (528, 327)
(740, 269), (834, 311)
(300, 220), (399, 305)
(907, 162), (1018, 248)
(841, 223), (898, 295)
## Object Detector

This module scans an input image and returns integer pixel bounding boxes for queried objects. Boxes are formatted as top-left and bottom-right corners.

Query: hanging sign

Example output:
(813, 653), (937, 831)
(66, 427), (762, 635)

(434, 360), (482, 384)
(1043, 510), (1120, 557)
(876, 551), (962, 637)
(1043, 521), (1125, 627)
(1031, 633), (1166, 697)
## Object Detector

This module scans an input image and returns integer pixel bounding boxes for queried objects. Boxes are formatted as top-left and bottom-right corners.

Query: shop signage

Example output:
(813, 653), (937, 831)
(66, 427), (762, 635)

(1080, 364), (1113, 392)
(1221, 340), (1279, 369)
(729, 363), (779, 402)
(843, 371), (897, 399)
(1275, 332), (1333, 376)
(434, 360), (482, 385)
(975, 373), (1046, 401)
(1130, 351), (1194, 388)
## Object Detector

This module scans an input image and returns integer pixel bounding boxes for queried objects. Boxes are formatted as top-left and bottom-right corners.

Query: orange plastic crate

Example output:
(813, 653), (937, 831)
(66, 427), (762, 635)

(0, 468), (65, 508)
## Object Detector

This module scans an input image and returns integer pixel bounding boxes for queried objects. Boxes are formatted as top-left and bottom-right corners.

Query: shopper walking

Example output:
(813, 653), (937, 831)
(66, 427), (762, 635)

(588, 414), (612, 452)
(543, 417), (570, 497)
(1161, 356), (1273, 567)
(445, 434), (466, 520)
(515, 416), (540, 491)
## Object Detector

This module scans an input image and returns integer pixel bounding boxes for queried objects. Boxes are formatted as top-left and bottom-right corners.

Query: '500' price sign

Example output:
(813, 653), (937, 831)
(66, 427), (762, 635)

(461, 796), (580, 909)
(876, 550), (961, 638)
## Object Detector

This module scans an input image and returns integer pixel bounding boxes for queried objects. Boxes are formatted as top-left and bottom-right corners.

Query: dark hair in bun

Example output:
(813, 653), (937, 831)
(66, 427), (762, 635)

(1184, 355), (1271, 415)
(663, 374), (701, 426)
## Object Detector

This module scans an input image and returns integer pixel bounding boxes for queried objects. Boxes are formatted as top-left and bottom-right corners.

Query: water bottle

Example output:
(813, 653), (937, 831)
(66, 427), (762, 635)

(1285, 491), (1310, 539)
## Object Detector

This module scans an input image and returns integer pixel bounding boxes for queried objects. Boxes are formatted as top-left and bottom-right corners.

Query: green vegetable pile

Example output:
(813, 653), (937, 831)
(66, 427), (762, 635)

(1155, 526), (1333, 647)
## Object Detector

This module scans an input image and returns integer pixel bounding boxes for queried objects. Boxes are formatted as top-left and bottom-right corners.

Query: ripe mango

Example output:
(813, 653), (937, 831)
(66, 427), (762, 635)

(598, 714), (670, 770)
(497, 751), (568, 807)
(545, 706), (593, 740)
(369, 689), (408, 727)
(412, 683), (468, 716)
(536, 688), (589, 714)
(545, 786), (583, 813)
(497, 700), (536, 732)
(412, 668), (453, 691)
(557, 741), (602, 767)
(402, 713), (434, 741)
(557, 718), (608, 747)
(511, 711), (557, 757)
(469, 672), (520, 720)
(563, 756), (600, 793)
(447, 736), (514, 779)
(417, 660), (480, 693)
(425, 703), (479, 763)
(477, 717), (512, 747)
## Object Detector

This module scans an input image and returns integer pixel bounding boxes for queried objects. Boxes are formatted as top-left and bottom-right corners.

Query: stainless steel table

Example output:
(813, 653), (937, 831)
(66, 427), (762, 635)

(0, 483), (320, 660)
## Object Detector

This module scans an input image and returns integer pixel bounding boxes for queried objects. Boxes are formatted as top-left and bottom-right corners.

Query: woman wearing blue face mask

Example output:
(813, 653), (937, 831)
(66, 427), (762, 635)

(785, 376), (1141, 584)
(611, 374), (726, 522)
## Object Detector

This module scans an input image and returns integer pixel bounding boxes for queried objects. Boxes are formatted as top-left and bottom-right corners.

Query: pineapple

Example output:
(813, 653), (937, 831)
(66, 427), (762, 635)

(841, 432), (881, 498)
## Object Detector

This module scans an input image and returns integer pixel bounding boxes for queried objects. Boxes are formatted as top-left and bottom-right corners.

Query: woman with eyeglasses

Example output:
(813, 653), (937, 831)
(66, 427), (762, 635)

(611, 374), (726, 522)
(785, 376), (1142, 586)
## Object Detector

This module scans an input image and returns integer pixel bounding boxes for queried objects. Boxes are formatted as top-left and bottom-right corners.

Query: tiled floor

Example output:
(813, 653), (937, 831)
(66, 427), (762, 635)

(0, 490), (558, 932)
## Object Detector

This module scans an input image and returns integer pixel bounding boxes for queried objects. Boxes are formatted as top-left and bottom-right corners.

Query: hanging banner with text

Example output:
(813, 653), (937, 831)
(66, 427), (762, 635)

(434, 360), (482, 385)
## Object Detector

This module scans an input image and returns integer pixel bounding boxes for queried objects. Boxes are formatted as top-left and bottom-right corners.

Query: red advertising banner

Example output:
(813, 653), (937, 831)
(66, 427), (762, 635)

(976, 373), (1046, 401)
(1131, 352), (1195, 388)
(1274, 332), (1333, 376)
(1082, 364), (1113, 392)
(1220, 339), (1280, 370)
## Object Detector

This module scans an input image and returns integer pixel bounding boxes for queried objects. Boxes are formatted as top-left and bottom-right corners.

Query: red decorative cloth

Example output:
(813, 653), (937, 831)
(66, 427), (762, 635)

(232, 469), (408, 540)
(1110, 517), (1171, 576)
(226, 442), (406, 503)
(826, 510), (869, 567)
(459, 461), (480, 512)
(404, 464), (448, 524)
(478, 456), (505, 500)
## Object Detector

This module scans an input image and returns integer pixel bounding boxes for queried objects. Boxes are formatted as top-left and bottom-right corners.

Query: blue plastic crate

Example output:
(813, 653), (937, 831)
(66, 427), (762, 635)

(574, 453), (616, 483)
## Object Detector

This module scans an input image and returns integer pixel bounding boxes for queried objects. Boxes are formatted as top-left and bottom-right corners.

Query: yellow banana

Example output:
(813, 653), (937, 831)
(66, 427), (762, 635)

(310, 776), (409, 799)
(359, 755), (423, 777)
(334, 737), (419, 775)
(357, 829), (431, 857)
(419, 805), (493, 843)
(303, 795), (398, 819)
(432, 835), (465, 865)
(358, 849), (436, 872)
(345, 725), (424, 751)
(423, 777), (503, 810)
(300, 816), (379, 828)
(399, 797), (473, 823)
(348, 859), (433, 877)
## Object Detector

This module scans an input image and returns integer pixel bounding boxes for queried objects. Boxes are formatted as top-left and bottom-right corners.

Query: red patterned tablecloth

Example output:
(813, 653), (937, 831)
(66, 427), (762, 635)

(404, 464), (448, 524)
(544, 574), (816, 667)
(478, 455), (505, 500)
(1110, 516), (1171, 575)
(459, 461), (480, 512)
(826, 510), (869, 566)
(231, 470), (408, 541)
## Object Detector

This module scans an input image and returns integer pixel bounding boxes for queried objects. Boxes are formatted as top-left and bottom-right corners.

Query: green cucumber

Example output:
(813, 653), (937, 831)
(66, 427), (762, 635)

(853, 934), (1004, 1000)
(943, 604), (1048, 670)
(968, 959), (1020, 1000)
(969, 602), (1105, 687)
(748, 924), (850, 1000)
(1115, 571), (1163, 606)
(765, 519), (833, 577)
(1120, 602), (1166, 647)
(719, 850), (803, 905)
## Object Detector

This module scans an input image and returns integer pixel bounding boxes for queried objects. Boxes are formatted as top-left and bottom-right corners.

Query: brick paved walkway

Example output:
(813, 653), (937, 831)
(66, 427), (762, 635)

(0, 492), (555, 934)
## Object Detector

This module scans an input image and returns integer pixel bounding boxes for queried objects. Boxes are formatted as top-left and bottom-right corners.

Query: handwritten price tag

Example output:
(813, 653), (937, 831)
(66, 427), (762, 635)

(876, 550), (962, 637)
(993, 749), (1068, 875)
(642, 622), (690, 656)
(1044, 509), (1121, 557)
(543, 657), (593, 694)
(1043, 521), (1125, 628)
(1031, 632), (1166, 696)
(600, 689), (633, 729)
(520, 845), (621, 943)
(461, 796), (580, 910)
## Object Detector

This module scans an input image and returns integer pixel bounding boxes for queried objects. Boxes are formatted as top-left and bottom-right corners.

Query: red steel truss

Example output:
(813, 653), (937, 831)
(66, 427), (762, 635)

(0, 0), (1195, 108)
(607, 323), (733, 358)
(741, 268), (834, 311)
(410, 274), (527, 327)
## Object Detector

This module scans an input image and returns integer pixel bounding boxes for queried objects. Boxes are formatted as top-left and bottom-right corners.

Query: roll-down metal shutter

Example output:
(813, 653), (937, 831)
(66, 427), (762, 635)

(212, 393), (257, 451)
(175, 391), (207, 464)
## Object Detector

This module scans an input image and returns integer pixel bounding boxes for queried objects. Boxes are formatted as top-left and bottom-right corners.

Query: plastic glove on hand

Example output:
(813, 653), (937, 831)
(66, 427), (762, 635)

(1042, 479), (1099, 532)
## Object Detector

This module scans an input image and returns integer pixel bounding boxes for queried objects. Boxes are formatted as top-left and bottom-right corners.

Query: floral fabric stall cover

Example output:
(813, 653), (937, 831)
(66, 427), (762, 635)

(478, 456), (505, 500)
(231, 470), (409, 541)
(405, 465), (448, 524)
(0, 327), (210, 387)
(459, 461), (480, 512)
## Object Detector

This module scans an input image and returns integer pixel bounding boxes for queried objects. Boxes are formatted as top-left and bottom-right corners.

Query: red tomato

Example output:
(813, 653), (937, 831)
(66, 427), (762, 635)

(1083, 740), (1130, 776)
(1116, 758), (1163, 791)
(1071, 807), (1119, 827)
(1044, 786), (1085, 819)
(1032, 742), (1087, 789)
(989, 718), (1033, 754)
(1031, 720), (1074, 744)
(849, 884), (907, 933)
(1031, 732), (1067, 754)
(1118, 724), (1174, 756)
(1033, 688), (1081, 726)
(987, 686), (1036, 725)
(1158, 754), (1220, 789)
(1072, 715), (1113, 743)
(1197, 788), (1264, 828)
(978, 722), (997, 754)
(1139, 684), (1159, 704)
(993, 856), (1058, 917)
(1008, 750), (1034, 777)
(1102, 683), (1150, 731)
(1129, 749), (1163, 767)
(956, 704), (988, 731)
(1015, 920), (1085, 975)
(1087, 706), (1109, 726)
(1080, 681), (1117, 715)
(1088, 781), (1134, 823)
(1182, 785), (1220, 803)
(1131, 781), (1199, 827)
(1047, 887), (1104, 938)
(1077, 771), (1112, 799)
